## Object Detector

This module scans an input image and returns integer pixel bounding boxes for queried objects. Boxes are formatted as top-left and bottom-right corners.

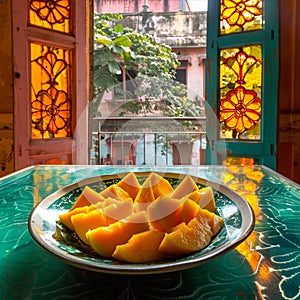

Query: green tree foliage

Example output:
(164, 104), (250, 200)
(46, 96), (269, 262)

(93, 13), (202, 117)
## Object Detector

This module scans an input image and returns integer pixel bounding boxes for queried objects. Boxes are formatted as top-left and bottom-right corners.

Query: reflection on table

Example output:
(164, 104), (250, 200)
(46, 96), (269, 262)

(0, 165), (299, 299)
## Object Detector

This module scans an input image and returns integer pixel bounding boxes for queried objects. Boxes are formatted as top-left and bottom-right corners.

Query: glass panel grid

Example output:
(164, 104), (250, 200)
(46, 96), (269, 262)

(220, 0), (263, 34)
(31, 43), (72, 139)
(219, 45), (262, 140)
(29, 0), (72, 33)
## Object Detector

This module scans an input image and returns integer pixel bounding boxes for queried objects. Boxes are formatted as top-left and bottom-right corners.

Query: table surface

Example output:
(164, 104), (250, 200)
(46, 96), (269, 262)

(0, 165), (299, 300)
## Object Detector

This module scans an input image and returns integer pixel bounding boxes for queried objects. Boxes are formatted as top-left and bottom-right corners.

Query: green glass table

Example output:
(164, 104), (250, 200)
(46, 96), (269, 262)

(0, 165), (299, 299)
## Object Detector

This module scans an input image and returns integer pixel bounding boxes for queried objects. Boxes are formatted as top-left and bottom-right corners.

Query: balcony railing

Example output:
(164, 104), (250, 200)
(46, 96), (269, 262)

(91, 116), (207, 166)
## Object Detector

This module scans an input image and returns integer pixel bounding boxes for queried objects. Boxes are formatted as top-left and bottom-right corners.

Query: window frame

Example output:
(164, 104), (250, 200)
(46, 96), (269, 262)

(205, 0), (279, 168)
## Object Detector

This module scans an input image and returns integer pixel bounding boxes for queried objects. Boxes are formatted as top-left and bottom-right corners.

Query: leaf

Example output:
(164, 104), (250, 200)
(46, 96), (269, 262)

(94, 65), (118, 92)
(112, 45), (126, 55)
(108, 61), (121, 74)
(122, 51), (131, 64)
(113, 36), (132, 47)
(114, 23), (124, 33)
(94, 50), (116, 66)
(95, 35), (113, 45)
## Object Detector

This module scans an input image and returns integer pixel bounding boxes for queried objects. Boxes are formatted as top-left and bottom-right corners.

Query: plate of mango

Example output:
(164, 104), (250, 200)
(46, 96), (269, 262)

(28, 171), (255, 274)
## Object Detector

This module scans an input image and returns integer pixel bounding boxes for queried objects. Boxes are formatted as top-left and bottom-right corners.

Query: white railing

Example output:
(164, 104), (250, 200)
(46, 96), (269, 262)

(91, 116), (207, 166)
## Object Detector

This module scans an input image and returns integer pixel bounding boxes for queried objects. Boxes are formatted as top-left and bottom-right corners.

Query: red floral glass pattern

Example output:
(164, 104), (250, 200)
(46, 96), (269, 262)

(220, 0), (262, 34)
(33, 50), (68, 86)
(219, 46), (262, 138)
(32, 87), (71, 137)
(224, 50), (258, 85)
(220, 86), (261, 133)
(30, 0), (71, 33)
(31, 44), (72, 139)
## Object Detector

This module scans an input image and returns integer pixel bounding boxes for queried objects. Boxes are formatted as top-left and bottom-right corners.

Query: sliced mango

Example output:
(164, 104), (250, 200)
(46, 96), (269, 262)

(117, 172), (141, 200)
(59, 206), (89, 230)
(159, 209), (224, 255)
(113, 229), (166, 263)
(102, 198), (133, 222)
(86, 211), (149, 258)
(71, 209), (109, 244)
(141, 172), (173, 199)
(147, 197), (181, 232)
(170, 175), (198, 199)
(70, 186), (105, 211)
(134, 184), (156, 211)
(99, 184), (133, 202)
(188, 186), (216, 212)
(197, 208), (224, 235)
(178, 198), (200, 224)
(57, 171), (224, 263)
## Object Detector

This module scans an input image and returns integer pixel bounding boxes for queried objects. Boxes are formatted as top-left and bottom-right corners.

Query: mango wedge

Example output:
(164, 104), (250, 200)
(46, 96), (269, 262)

(187, 186), (216, 212)
(136, 172), (173, 201)
(117, 172), (141, 200)
(59, 206), (89, 230)
(170, 175), (198, 199)
(147, 196), (181, 232)
(70, 186), (105, 211)
(159, 209), (224, 255)
(71, 209), (109, 244)
(86, 211), (149, 258)
(99, 184), (132, 202)
(113, 229), (166, 263)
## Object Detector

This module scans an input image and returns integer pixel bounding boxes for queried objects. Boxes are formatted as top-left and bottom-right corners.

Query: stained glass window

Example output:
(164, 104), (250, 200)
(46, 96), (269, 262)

(219, 46), (262, 139)
(206, 0), (277, 168)
(220, 0), (263, 34)
(29, 0), (72, 33)
(31, 43), (72, 139)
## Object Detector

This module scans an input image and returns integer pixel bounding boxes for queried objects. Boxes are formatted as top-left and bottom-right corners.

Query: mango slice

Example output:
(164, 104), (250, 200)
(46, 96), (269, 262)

(159, 209), (224, 255)
(188, 186), (216, 212)
(147, 197), (181, 232)
(112, 229), (166, 263)
(178, 198), (200, 224)
(71, 209), (109, 244)
(198, 208), (224, 235)
(86, 211), (149, 258)
(99, 184), (132, 202)
(139, 172), (173, 200)
(101, 198), (133, 222)
(134, 185), (156, 211)
(170, 175), (198, 199)
(59, 206), (89, 230)
(70, 186), (105, 210)
(117, 172), (141, 200)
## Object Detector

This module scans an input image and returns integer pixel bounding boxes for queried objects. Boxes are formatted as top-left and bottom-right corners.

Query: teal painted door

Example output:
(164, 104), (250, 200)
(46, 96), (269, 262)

(205, 0), (278, 169)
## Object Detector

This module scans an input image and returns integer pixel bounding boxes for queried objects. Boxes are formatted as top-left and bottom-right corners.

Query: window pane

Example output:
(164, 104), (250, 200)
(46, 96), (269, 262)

(29, 0), (72, 33)
(31, 43), (72, 139)
(175, 69), (187, 85)
(219, 45), (262, 140)
(220, 0), (263, 34)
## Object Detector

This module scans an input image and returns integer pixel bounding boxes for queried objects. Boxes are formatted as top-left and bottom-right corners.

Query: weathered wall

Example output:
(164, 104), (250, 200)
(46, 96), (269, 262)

(94, 0), (185, 13)
(122, 11), (207, 47)
(119, 11), (207, 100)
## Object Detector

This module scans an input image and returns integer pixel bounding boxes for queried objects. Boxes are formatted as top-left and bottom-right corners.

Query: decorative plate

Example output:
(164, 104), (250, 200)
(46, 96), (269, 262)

(28, 172), (255, 275)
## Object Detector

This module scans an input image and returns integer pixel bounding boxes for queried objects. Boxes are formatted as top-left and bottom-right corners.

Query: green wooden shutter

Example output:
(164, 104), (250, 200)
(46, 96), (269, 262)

(205, 0), (278, 168)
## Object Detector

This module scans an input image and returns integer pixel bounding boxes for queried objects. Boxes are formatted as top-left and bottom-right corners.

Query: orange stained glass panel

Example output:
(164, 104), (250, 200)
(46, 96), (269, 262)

(31, 43), (72, 139)
(220, 0), (263, 34)
(219, 45), (262, 139)
(29, 0), (72, 33)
